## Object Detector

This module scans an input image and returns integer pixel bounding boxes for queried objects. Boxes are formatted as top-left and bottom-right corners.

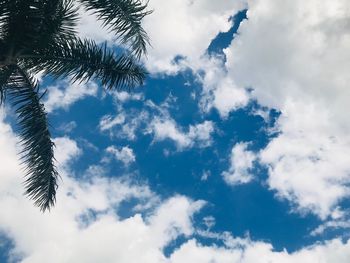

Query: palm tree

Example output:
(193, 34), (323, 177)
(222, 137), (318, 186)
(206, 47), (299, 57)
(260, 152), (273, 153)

(0, 0), (151, 211)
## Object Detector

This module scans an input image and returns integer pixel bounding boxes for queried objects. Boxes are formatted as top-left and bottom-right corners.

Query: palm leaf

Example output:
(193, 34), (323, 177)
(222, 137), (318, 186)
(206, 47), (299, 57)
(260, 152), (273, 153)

(0, 65), (14, 104)
(19, 38), (147, 90)
(78, 0), (152, 58)
(5, 66), (58, 212)
(0, 0), (46, 50)
(0, 0), (78, 53)
(0, 0), (10, 17)
(40, 0), (79, 43)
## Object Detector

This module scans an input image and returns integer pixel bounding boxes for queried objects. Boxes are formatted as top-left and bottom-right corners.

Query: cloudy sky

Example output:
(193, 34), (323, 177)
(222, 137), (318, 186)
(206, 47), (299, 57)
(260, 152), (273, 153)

(1, 0), (350, 262)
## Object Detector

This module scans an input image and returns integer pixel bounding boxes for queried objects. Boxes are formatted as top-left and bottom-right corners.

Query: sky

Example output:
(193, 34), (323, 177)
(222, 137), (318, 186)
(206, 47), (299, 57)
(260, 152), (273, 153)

(1, 0), (350, 262)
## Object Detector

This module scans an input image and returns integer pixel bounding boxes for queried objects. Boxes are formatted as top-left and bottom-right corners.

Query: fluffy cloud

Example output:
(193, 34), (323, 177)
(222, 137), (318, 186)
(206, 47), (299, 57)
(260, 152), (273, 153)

(143, 0), (250, 116)
(311, 219), (350, 236)
(222, 142), (257, 186)
(112, 91), (144, 103)
(106, 146), (136, 166)
(76, 0), (250, 117)
(259, 100), (350, 219)
(57, 121), (77, 134)
(194, 55), (250, 117)
(222, 0), (350, 218)
(99, 109), (150, 141)
(225, 0), (350, 115)
(151, 118), (214, 149)
(99, 114), (126, 132)
(1, 109), (350, 263)
(0, 112), (23, 197)
(0, 114), (203, 263)
(151, 118), (191, 148)
(99, 95), (215, 150)
(44, 80), (98, 112)
(53, 137), (82, 166)
(170, 237), (350, 263)
(76, 0), (246, 75)
(143, 0), (247, 73)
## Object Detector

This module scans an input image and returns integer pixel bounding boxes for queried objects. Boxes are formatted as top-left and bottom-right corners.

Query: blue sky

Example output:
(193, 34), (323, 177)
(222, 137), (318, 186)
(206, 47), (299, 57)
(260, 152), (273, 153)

(1, 0), (350, 262)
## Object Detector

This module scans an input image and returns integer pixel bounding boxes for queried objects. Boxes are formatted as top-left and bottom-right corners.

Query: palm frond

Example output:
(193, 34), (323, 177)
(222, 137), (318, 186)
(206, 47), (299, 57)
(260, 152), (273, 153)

(78, 0), (152, 58)
(0, 0), (78, 52)
(19, 38), (146, 90)
(0, 65), (14, 104)
(5, 66), (58, 212)
(0, 0), (10, 17)
(41, 0), (79, 43)
(0, 0), (45, 50)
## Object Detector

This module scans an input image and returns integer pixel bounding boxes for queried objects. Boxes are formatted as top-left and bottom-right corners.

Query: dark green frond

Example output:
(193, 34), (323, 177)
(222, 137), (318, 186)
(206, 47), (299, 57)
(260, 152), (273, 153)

(0, 0), (47, 50)
(0, 65), (14, 104)
(5, 66), (58, 212)
(0, 0), (10, 17)
(19, 38), (146, 90)
(40, 0), (79, 43)
(0, 0), (78, 52)
(79, 0), (152, 58)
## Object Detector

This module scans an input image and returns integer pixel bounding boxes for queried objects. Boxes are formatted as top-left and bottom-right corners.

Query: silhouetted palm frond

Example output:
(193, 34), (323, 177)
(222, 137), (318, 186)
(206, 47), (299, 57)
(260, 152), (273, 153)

(0, 65), (14, 104)
(19, 38), (146, 90)
(39, 0), (79, 43)
(79, 0), (152, 58)
(6, 66), (58, 211)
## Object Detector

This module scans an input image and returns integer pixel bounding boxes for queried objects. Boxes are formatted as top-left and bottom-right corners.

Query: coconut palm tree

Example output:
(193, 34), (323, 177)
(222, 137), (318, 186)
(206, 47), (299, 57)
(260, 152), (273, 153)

(0, 0), (151, 211)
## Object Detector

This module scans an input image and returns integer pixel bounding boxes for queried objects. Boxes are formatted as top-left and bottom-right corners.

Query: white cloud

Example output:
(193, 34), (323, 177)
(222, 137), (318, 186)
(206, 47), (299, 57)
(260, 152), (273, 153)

(146, 4), (251, 117)
(99, 114), (126, 132)
(0, 115), (202, 263)
(44, 80), (98, 112)
(143, 0), (247, 73)
(112, 91), (144, 103)
(99, 109), (150, 141)
(147, 197), (205, 247)
(53, 137), (82, 167)
(57, 121), (77, 134)
(143, 0), (250, 117)
(170, 237), (350, 263)
(210, 78), (249, 117)
(0, 112), (23, 197)
(99, 96), (215, 150)
(201, 171), (211, 181)
(76, 0), (246, 76)
(222, 142), (257, 186)
(196, 56), (250, 117)
(76, 8), (114, 44)
(311, 219), (350, 236)
(66, 0), (350, 248)
(1, 108), (350, 263)
(106, 146), (136, 166)
(221, 0), (350, 218)
(202, 216), (216, 229)
(151, 118), (214, 149)
(151, 118), (192, 148)
(225, 0), (350, 115)
(188, 120), (215, 147)
(75, 0), (250, 117)
(259, 100), (350, 219)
